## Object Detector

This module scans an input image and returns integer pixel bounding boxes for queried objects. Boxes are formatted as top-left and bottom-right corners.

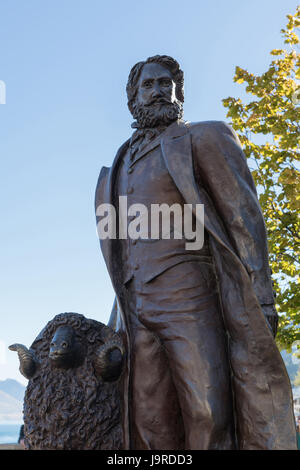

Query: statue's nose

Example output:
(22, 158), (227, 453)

(152, 83), (162, 98)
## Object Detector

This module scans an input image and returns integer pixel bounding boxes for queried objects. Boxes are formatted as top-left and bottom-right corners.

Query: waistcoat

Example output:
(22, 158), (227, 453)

(115, 138), (211, 285)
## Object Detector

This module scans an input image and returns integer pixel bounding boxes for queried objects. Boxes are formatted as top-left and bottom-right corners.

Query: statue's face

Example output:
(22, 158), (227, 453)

(131, 62), (183, 128)
(49, 326), (75, 366)
(135, 63), (177, 108)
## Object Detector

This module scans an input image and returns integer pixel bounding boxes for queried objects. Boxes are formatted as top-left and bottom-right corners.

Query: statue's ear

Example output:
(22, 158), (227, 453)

(9, 344), (38, 379)
(128, 99), (136, 119)
(94, 340), (124, 382)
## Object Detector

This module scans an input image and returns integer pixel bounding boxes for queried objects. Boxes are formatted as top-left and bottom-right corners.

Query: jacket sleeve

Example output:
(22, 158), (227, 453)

(95, 166), (110, 215)
(191, 121), (275, 307)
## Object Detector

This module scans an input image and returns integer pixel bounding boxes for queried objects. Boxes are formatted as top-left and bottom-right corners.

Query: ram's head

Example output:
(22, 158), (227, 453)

(9, 322), (124, 382)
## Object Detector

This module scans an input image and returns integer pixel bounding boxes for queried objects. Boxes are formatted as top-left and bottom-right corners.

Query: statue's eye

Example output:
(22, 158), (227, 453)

(143, 80), (152, 88)
(62, 342), (68, 348)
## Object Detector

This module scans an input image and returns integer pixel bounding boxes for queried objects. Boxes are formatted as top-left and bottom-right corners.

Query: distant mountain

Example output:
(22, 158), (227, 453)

(0, 379), (26, 402)
(0, 380), (25, 423)
(0, 390), (23, 423)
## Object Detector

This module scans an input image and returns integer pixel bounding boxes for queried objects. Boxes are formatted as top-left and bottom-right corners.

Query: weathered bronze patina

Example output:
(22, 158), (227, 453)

(10, 313), (124, 450)
(95, 55), (297, 450)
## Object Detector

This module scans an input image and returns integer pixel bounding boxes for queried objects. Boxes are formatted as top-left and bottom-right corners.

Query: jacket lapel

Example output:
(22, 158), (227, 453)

(129, 135), (161, 166)
(161, 131), (238, 259)
(130, 120), (189, 166)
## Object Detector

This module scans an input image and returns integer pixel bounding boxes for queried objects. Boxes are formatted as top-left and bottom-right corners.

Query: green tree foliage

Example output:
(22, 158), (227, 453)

(222, 7), (300, 350)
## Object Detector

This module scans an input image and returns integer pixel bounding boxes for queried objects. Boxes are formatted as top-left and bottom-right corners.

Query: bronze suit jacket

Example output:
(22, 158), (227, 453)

(95, 120), (297, 450)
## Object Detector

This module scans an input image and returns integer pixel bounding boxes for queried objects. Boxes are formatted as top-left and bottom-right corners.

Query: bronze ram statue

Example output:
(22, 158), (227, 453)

(9, 312), (125, 450)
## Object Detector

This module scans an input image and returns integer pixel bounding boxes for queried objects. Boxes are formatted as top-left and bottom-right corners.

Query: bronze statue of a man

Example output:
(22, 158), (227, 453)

(95, 55), (297, 450)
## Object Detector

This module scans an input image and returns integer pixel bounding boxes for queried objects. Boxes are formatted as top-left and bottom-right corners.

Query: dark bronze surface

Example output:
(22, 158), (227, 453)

(10, 313), (124, 450)
(95, 55), (297, 450)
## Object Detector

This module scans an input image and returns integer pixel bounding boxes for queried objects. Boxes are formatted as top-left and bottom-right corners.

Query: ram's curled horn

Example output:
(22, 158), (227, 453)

(94, 338), (124, 382)
(9, 343), (38, 379)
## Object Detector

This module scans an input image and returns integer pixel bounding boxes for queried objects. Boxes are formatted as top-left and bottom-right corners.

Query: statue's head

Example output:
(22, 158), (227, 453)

(49, 325), (83, 368)
(126, 55), (184, 128)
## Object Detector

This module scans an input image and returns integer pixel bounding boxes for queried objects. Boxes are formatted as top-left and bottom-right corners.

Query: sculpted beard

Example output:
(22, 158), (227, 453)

(132, 99), (183, 129)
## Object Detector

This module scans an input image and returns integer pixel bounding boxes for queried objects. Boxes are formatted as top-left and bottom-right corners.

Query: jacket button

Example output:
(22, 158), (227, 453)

(134, 264), (139, 270)
(132, 239), (137, 245)
(128, 187), (134, 194)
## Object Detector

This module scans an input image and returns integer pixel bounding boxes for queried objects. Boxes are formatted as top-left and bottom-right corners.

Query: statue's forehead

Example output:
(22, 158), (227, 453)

(139, 63), (173, 82)
(53, 325), (73, 338)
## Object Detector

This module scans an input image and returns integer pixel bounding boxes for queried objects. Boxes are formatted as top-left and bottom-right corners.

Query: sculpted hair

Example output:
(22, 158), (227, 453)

(126, 55), (184, 115)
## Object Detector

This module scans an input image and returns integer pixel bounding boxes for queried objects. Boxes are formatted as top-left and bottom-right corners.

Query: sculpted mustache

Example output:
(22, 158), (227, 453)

(145, 98), (173, 106)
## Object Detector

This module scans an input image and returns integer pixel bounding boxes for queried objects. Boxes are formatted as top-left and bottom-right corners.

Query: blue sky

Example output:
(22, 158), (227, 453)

(0, 0), (299, 384)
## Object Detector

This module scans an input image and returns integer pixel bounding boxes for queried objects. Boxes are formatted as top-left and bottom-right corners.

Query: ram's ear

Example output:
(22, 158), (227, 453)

(94, 340), (124, 382)
(9, 344), (38, 379)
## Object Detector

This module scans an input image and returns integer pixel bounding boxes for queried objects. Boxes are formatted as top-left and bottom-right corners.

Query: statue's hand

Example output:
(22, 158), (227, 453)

(261, 304), (278, 338)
